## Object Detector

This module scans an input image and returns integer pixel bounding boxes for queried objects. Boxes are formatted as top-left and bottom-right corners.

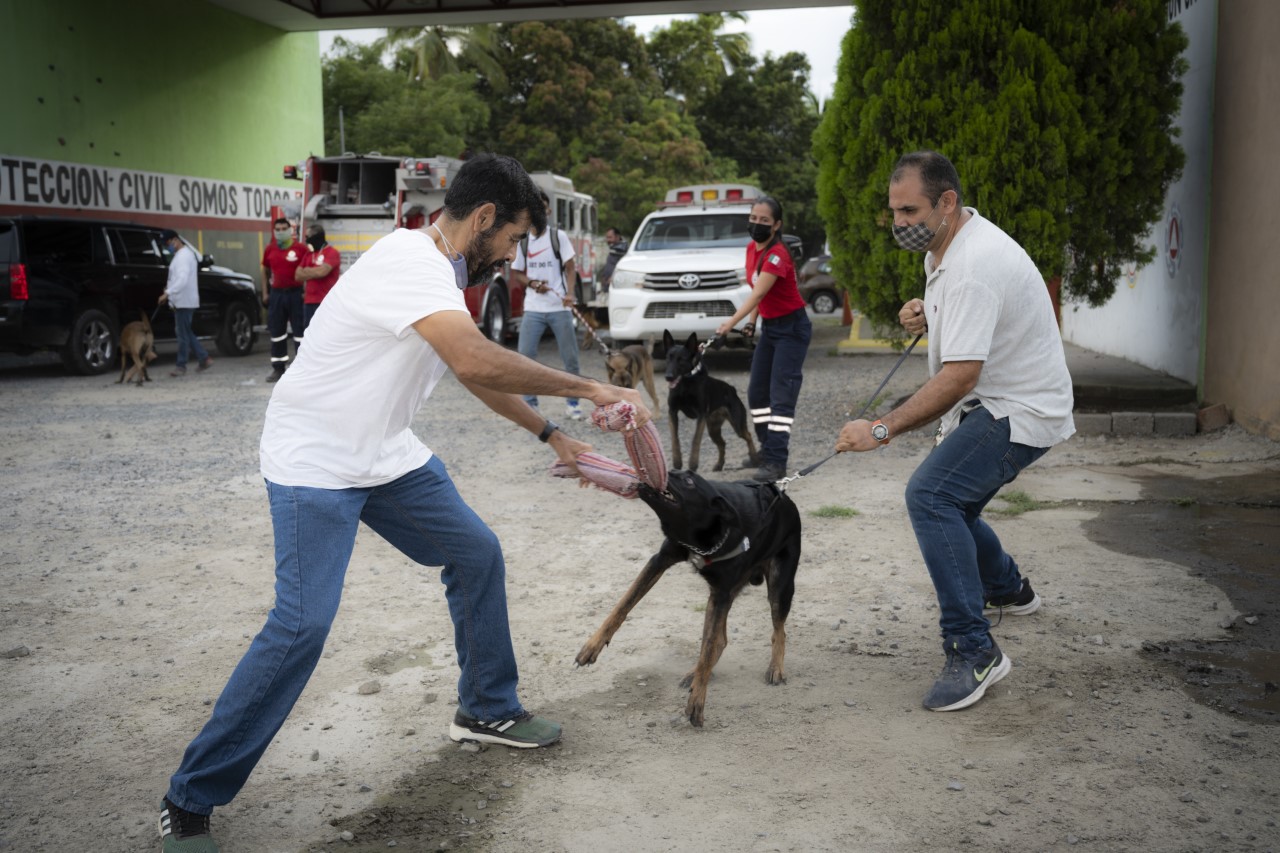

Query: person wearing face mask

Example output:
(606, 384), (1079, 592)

(715, 195), (812, 482)
(260, 217), (306, 382)
(156, 228), (212, 376)
(835, 150), (1074, 713)
(294, 223), (341, 334)
(155, 153), (650, 853)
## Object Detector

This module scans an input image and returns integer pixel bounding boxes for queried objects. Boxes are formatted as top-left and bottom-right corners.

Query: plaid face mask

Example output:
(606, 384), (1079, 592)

(891, 204), (946, 253)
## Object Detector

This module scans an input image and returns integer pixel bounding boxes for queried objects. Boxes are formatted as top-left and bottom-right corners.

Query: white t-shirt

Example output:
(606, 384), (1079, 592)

(512, 226), (575, 313)
(923, 209), (1075, 448)
(260, 227), (468, 489)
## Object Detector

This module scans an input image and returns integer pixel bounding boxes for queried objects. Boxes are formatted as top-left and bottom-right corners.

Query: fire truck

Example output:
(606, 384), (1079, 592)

(280, 154), (597, 343)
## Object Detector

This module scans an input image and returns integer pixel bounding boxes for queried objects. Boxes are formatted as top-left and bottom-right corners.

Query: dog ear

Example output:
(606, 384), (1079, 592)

(711, 495), (743, 529)
(663, 329), (674, 351)
(685, 331), (698, 351)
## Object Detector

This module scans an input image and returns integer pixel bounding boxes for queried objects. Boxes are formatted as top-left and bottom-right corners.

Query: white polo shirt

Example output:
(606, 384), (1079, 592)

(923, 208), (1075, 448)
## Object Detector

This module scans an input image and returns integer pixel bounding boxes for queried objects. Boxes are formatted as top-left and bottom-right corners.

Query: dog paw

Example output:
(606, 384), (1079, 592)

(685, 698), (706, 728)
(574, 643), (605, 667)
(765, 667), (786, 686)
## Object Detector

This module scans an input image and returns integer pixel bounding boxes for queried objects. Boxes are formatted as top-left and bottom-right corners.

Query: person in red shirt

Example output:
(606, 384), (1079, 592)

(261, 217), (306, 382)
(295, 224), (341, 333)
(716, 196), (813, 481)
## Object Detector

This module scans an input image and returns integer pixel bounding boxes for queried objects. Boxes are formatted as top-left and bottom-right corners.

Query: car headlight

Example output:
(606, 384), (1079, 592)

(612, 269), (644, 290)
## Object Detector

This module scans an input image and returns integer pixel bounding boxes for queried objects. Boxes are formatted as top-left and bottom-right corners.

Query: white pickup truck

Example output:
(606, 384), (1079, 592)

(606, 184), (762, 348)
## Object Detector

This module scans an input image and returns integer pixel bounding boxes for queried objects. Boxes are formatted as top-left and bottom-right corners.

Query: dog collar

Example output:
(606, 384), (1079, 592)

(683, 533), (751, 570)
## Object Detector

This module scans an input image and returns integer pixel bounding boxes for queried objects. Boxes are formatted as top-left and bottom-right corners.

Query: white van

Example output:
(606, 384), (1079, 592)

(606, 184), (760, 347)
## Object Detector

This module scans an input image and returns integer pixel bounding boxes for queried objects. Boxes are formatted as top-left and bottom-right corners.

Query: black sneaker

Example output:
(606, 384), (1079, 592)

(922, 639), (1012, 712)
(159, 797), (218, 852)
(265, 369), (285, 383)
(448, 709), (562, 748)
(984, 579), (1041, 616)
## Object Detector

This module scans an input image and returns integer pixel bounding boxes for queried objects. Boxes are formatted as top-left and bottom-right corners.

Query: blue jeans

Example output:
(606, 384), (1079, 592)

(748, 308), (812, 468)
(166, 456), (522, 814)
(517, 309), (580, 408)
(905, 407), (1048, 654)
(173, 307), (209, 369)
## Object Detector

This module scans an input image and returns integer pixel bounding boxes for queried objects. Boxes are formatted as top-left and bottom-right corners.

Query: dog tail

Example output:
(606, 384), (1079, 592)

(644, 336), (654, 357)
(140, 309), (152, 333)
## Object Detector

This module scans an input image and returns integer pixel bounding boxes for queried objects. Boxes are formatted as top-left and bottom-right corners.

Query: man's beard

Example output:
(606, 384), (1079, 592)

(466, 225), (506, 288)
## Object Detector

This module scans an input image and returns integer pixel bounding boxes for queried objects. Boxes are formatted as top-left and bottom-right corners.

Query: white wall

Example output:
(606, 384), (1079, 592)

(1060, 0), (1216, 384)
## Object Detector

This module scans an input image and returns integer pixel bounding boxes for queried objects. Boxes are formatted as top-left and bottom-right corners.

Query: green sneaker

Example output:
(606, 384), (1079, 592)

(449, 709), (562, 748)
(159, 798), (218, 852)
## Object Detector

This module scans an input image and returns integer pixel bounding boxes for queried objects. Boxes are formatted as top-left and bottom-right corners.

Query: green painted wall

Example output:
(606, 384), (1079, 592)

(0, 0), (322, 187)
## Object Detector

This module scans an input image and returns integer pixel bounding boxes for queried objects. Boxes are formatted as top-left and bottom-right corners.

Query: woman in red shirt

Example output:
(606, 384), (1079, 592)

(716, 196), (813, 482)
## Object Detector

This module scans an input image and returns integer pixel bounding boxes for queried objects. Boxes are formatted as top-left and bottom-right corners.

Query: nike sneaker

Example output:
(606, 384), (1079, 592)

(922, 638), (1011, 712)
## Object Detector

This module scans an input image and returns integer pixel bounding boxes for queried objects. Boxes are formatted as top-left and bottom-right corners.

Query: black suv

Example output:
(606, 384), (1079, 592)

(0, 216), (260, 374)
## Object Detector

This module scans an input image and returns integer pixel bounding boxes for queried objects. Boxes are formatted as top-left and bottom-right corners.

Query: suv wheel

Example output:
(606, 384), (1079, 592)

(810, 290), (839, 315)
(216, 301), (255, 357)
(482, 291), (508, 344)
(61, 307), (117, 375)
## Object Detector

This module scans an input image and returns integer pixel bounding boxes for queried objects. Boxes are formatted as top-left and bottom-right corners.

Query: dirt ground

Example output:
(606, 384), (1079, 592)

(2, 316), (1278, 853)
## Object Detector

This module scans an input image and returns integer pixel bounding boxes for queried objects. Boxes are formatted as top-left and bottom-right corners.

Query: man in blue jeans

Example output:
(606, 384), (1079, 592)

(157, 229), (211, 376)
(836, 151), (1074, 712)
(158, 154), (650, 852)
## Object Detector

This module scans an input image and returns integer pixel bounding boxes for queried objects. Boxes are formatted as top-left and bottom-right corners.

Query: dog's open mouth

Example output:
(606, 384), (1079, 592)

(667, 376), (682, 389)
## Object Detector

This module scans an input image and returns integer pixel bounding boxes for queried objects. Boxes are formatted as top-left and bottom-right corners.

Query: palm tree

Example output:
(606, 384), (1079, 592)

(378, 24), (507, 89)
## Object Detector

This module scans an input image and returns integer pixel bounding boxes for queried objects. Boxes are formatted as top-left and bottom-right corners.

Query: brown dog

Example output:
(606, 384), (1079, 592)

(604, 339), (661, 415)
(116, 311), (156, 386)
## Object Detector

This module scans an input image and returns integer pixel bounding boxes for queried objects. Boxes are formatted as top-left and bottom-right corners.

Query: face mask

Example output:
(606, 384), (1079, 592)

(274, 232), (291, 248)
(892, 204), (946, 253)
(432, 224), (471, 290)
(748, 222), (774, 244)
(306, 237), (323, 252)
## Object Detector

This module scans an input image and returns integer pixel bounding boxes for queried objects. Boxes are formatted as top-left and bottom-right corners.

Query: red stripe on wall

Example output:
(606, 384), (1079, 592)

(0, 203), (269, 233)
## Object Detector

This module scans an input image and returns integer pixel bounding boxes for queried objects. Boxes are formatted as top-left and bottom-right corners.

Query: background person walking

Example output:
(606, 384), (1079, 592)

(716, 196), (812, 481)
(157, 228), (211, 377)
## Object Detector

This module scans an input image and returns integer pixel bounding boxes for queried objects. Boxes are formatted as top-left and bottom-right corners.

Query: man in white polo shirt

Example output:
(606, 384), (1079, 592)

(836, 150), (1074, 713)
(158, 154), (649, 853)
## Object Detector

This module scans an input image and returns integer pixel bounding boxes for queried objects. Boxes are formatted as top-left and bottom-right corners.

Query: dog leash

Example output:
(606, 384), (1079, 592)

(569, 302), (611, 356)
(774, 332), (923, 492)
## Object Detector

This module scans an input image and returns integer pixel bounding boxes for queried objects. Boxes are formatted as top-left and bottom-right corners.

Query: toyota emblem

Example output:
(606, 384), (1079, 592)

(677, 273), (701, 289)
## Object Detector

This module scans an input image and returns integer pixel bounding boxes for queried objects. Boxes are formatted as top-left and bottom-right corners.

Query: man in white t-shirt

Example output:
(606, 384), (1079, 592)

(157, 154), (650, 852)
(512, 191), (584, 420)
(836, 150), (1074, 713)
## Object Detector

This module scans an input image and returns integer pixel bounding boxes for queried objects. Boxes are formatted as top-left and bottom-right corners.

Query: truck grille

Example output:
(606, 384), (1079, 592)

(643, 301), (737, 319)
(644, 270), (740, 290)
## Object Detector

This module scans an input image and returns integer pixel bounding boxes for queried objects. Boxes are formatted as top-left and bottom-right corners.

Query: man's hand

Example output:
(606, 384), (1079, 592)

(900, 299), (926, 336)
(157, 292), (168, 306)
(261, 292), (270, 307)
(548, 430), (593, 477)
(835, 419), (880, 453)
(585, 384), (652, 428)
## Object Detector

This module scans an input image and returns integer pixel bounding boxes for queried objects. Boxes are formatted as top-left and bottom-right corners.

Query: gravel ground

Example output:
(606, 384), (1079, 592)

(2, 314), (1278, 852)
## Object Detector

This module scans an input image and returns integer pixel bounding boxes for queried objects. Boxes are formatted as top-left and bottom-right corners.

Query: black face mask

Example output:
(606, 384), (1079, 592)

(748, 222), (774, 244)
(306, 238), (323, 252)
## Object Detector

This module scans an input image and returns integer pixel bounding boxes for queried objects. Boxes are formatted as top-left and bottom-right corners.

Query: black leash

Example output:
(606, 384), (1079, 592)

(776, 332), (923, 489)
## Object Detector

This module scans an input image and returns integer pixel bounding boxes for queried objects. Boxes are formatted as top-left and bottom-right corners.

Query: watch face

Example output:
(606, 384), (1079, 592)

(872, 423), (889, 441)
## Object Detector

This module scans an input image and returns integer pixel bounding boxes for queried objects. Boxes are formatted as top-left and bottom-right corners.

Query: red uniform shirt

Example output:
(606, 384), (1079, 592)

(301, 245), (341, 304)
(262, 240), (306, 290)
(746, 240), (806, 319)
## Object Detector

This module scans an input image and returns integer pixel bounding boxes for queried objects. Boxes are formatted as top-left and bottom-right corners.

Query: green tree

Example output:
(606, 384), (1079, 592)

(698, 51), (826, 258)
(815, 0), (1185, 331)
(321, 39), (487, 158)
(377, 24), (507, 90)
(646, 13), (751, 111)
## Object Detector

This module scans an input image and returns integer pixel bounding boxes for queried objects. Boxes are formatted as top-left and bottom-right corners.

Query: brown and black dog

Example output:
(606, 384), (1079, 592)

(575, 468), (801, 726)
(605, 339), (662, 415)
(664, 330), (759, 472)
(116, 310), (156, 386)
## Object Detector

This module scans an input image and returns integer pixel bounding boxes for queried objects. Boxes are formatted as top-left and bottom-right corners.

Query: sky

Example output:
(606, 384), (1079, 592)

(318, 5), (854, 104)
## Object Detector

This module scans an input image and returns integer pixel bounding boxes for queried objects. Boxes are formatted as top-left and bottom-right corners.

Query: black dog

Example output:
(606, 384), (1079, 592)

(663, 330), (759, 472)
(575, 468), (801, 727)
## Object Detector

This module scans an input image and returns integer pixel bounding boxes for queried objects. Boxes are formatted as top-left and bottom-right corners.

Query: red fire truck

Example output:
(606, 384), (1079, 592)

(280, 154), (597, 343)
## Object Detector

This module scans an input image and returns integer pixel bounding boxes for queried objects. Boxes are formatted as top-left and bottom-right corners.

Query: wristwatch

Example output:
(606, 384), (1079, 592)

(538, 420), (560, 443)
(870, 419), (890, 446)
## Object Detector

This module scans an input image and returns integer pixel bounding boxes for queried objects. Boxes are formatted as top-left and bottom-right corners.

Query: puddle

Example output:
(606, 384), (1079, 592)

(1083, 471), (1280, 723)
